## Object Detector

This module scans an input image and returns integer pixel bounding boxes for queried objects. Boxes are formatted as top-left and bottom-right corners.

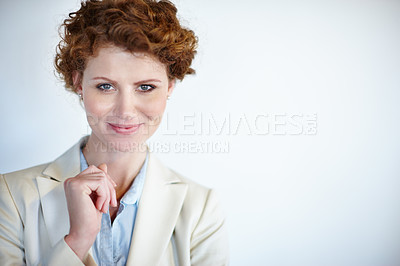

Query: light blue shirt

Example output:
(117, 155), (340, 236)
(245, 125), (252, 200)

(79, 150), (148, 266)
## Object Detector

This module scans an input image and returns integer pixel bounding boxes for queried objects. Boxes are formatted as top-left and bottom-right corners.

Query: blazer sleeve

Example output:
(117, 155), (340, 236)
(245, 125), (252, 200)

(0, 174), (25, 265)
(44, 239), (96, 266)
(190, 189), (229, 266)
(0, 174), (95, 266)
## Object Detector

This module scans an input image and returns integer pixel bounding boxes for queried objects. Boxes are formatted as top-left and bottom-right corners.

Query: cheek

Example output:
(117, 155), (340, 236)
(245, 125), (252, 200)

(83, 99), (113, 125)
(138, 97), (167, 124)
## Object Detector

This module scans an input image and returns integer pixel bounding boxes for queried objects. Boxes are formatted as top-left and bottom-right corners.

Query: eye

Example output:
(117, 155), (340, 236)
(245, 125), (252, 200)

(97, 83), (114, 91)
(138, 84), (155, 92)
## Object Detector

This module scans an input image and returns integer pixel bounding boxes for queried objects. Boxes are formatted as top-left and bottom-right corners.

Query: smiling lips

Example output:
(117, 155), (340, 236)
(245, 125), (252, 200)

(108, 123), (143, 135)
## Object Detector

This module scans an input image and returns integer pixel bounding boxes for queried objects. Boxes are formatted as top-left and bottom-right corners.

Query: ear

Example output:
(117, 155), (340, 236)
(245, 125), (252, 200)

(167, 79), (175, 98)
(72, 71), (82, 94)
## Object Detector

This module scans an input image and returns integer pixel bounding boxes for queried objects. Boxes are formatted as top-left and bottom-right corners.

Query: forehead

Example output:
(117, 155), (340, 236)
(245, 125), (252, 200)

(83, 45), (167, 79)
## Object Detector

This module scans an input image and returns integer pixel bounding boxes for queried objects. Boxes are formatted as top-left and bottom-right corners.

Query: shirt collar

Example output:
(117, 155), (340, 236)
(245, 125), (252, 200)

(79, 149), (149, 206)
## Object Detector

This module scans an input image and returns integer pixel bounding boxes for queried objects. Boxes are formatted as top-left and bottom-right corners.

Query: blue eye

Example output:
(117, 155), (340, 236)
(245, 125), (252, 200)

(97, 83), (114, 91)
(139, 84), (155, 92)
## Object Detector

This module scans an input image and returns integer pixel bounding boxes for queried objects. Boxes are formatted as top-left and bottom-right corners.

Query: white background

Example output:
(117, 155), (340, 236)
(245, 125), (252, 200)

(1, 0), (400, 265)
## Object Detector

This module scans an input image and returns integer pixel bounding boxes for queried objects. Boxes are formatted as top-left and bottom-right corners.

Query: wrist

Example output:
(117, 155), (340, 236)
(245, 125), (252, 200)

(64, 233), (95, 260)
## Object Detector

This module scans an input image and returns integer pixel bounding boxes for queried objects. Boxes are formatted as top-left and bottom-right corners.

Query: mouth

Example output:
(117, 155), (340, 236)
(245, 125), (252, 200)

(108, 123), (143, 135)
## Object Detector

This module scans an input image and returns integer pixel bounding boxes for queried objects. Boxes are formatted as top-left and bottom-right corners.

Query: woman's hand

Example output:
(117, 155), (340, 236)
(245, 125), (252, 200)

(64, 163), (117, 260)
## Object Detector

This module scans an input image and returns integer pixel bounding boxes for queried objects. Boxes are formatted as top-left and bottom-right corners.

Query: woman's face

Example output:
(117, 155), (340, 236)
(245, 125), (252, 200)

(76, 45), (174, 152)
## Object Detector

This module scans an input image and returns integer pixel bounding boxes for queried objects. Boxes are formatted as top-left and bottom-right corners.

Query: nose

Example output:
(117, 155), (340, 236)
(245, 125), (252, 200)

(114, 89), (137, 120)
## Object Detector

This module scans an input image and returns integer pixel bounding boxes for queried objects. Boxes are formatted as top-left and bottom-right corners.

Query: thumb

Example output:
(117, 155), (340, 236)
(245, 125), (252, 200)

(98, 163), (107, 173)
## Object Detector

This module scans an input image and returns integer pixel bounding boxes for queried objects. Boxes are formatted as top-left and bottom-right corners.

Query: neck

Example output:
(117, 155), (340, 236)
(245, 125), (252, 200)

(82, 134), (147, 200)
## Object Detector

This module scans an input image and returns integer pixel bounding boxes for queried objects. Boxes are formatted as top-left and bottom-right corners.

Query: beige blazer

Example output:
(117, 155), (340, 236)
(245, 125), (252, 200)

(0, 138), (229, 265)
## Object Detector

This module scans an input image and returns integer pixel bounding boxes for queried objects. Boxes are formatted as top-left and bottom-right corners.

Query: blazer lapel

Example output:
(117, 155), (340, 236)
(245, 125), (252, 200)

(126, 154), (188, 265)
(36, 177), (70, 246)
(36, 137), (89, 248)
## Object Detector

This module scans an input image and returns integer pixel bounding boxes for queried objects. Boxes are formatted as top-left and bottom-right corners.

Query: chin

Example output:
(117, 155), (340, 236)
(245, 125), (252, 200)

(89, 124), (155, 153)
(104, 138), (147, 153)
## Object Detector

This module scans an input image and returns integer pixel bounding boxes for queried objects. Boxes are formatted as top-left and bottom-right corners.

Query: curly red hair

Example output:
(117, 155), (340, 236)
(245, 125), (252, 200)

(55, 0), (198, 92)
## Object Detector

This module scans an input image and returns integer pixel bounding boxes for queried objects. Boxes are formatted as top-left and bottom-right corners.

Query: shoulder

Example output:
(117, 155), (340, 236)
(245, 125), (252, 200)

(171, 168), (210, 195)
(147, 152), (213, 200)
(171, 168), (219, 213)
(0, 163), (50, 227)
(2, 163), (50, 179)
(1, 163), (50, 193)
(147, 152), (224, 221)
(171, 169), (224, 218)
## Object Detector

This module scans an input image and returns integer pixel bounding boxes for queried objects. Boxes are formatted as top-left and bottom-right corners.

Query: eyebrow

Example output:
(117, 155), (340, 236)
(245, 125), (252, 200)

(91, 77), (162, 85)
(92, 76), (117, 83)
(134, 79), (162, 85)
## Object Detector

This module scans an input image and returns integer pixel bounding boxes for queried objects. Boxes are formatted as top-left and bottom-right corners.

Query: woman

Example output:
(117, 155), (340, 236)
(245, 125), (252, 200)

(0, 0), (228, 265)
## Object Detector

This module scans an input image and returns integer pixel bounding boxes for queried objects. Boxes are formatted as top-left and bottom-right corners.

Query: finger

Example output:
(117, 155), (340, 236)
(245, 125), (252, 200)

(104, 173), (118, 207)
(98, 163), (117, 187)
(92, 182), (110, 213)
(80, 165), (116, 211)
(66, 175), (110, 214)
(78, 174), (113, 181)
(83, 177), (110, 213)
(107, 174), (117, 188)
(79, 165), (102, 176)
(81, 173), (114, 210)
(96, 164), (117, 207)
(96, 170), (117, 208)
(112, 187), (117, 207)
(101, 184), (112, 213)
(101, 177), (111, 213)
(98, 163), (107, 173)
(93, 184), (105, 211)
